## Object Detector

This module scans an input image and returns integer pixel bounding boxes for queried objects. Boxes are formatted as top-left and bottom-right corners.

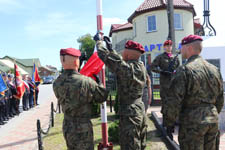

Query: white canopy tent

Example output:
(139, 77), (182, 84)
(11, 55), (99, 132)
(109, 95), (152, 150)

(201, 35), (225, 81)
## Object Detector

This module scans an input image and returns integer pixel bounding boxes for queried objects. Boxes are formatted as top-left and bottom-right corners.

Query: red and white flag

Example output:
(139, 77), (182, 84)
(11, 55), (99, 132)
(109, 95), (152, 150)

(14, 64), (25, 99)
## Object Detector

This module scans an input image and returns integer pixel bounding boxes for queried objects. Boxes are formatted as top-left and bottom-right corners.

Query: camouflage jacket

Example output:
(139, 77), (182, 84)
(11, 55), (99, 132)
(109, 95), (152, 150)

(164, 55), (224, 126)
(97, 41), (147, 116)
(53, 70), (108, 118)
(151, 52), (180, 89)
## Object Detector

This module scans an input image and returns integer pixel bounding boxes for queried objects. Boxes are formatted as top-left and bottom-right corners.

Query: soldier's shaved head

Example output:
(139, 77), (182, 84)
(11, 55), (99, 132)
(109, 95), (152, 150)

(181, 40), (202, 59)
(190, 41), (202, 52)
(60, 55), (80, 71)
(122, 49), (142, 61)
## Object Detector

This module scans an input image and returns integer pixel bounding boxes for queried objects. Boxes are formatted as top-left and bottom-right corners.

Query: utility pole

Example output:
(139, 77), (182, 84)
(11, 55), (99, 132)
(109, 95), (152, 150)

(167, 0), (176, 54)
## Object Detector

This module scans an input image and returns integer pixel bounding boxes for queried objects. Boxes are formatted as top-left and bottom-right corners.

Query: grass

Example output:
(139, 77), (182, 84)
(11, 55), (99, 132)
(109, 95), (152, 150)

(108, 90), (117, 100)
(43, 112), (167, 150)
(153, 91), (161, 100)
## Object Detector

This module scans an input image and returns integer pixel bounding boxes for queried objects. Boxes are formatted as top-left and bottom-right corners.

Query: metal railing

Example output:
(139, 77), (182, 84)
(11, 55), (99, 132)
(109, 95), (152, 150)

(37, 102), (61, 150)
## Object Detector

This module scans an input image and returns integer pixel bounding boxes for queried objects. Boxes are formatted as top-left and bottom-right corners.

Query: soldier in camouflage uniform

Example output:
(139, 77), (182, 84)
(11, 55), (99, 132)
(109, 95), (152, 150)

(164, 35), (224, 150)
(53, 48), (108, 150)
(95, 35), (148, 150)
(151, 40), (180, 126)
(142, 74), (152, 113)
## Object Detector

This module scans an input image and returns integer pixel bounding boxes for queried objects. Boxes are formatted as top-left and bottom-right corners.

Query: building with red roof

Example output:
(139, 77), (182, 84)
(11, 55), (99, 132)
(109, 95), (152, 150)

(109, 0), (201, 55)
(108, 0), (203, 103)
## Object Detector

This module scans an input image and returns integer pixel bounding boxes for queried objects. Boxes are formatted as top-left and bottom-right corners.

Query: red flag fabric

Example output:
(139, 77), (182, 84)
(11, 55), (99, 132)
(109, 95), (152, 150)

(80, 51), (104, 80)
(14, 64), (25, 99)
(32, 63), (41, 86)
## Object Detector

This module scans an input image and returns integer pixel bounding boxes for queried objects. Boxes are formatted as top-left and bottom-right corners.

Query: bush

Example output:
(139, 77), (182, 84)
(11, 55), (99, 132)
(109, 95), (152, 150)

(91, 102), (100, 117)
(114, 94), (119, 115)
(108, 120), (119, 143)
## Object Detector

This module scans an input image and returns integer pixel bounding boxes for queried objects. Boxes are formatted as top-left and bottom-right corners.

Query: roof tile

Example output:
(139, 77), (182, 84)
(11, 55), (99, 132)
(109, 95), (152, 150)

(128, 0), (195, 22)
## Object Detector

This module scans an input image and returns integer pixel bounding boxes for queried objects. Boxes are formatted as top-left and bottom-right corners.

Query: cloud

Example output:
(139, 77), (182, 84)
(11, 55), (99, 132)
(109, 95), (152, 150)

(103, 17), (127, 26)
(25, 12), (88, 39)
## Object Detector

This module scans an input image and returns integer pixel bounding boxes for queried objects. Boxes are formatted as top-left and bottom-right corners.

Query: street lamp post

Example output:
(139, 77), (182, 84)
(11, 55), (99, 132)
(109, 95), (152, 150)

(202, 0), (216, 36)
(166, 0), (176, 54)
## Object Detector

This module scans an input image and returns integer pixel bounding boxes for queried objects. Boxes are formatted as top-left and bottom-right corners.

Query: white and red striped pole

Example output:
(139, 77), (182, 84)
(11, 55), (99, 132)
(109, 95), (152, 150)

(97, 0), (103, 34)
(96, 0), (113, 150)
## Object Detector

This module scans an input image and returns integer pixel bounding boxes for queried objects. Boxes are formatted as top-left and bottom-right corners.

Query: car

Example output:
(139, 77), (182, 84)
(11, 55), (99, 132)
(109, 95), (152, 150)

(43, 76), (54, 84)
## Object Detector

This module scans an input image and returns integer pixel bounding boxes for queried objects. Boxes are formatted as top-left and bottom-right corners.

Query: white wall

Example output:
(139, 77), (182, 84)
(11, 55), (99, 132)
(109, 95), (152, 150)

(133, 9), (194, 52)
(111, 29), (133, 49)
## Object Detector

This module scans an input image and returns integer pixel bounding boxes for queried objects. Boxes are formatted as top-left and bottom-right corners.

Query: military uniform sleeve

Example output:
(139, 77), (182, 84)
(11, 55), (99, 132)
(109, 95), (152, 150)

(151, 56), (161, 73)
(53, 80), (60, 99)
(96, 41), (132, 75)
(88, 78), (109, 103)
(164, 66), (187, 126)
(215, 73), (224, 113)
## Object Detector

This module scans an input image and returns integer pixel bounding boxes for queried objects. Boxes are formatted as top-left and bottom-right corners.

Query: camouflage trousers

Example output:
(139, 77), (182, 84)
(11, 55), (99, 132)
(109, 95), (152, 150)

(62, 119), (94, 150)
(119, 114), (147, 150)
(142, 87), (149, 113)
(160, 90), (167, 126)
(178, 123), (218, 150)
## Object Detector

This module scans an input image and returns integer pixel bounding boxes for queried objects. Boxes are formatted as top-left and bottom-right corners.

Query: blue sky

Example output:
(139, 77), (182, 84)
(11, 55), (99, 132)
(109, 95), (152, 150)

(0, 0), (224, 69)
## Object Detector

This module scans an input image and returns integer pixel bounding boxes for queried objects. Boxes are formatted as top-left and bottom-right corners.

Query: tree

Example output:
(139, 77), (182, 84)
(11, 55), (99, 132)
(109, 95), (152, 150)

(7, 68), (14, 74)
(77, 34), (95, 59)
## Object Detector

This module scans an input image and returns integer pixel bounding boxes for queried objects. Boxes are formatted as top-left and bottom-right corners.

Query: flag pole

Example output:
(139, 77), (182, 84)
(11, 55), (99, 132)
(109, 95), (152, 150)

(13, 60), (18, 92)
(97, 0), (113, 149)
(33, 60), (36, 106)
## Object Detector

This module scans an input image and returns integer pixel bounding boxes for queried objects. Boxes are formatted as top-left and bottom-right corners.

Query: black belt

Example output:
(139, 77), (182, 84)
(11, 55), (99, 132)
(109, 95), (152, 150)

(120, 99), (142, 105)
(64, 116), (90, 122)
(185, 103), (215, 108)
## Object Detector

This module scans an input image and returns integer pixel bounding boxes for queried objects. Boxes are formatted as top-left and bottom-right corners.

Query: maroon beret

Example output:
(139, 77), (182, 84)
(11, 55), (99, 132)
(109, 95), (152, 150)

(125, 40), (145, 53)
(181, 35), (203, 45)
(60, 48), (81, 57)
(163, 40), (173, 46)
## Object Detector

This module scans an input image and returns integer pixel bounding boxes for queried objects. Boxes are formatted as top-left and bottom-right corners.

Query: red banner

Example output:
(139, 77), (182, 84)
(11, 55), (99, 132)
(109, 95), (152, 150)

(80, 51), (104, 80)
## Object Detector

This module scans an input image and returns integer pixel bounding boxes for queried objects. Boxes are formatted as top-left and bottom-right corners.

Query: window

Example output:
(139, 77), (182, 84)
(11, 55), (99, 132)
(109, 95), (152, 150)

(174, 13), (183, 30)
(147, 15), (156, 32)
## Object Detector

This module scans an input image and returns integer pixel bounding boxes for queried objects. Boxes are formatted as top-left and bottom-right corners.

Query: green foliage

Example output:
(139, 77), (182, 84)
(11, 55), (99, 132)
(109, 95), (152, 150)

(61, 66), (64, 73)
(77, 33), (95, 59)
(91, 102), (100, 117)
(108, 120), (119, 143)
(114, 93), (119, 115)
(7, 68), (14, 74)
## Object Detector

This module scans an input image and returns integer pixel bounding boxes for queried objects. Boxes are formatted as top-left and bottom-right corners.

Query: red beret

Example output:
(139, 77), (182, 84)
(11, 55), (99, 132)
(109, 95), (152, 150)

(60, 48), (81, 57)
(163, 40), (173, 46)
(125, 40), (145, 53)
(181, 35), (203, 45)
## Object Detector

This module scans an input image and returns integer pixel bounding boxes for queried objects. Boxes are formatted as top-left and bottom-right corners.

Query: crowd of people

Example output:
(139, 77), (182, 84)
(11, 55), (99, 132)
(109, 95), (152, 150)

(52, 34), (224, 150)
(0, 73), (39, 125)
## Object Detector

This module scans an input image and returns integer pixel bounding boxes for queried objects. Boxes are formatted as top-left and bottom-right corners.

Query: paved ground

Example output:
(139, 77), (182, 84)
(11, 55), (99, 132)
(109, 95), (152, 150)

(149, 106), (225, 150)
(0, 84), (57, 150)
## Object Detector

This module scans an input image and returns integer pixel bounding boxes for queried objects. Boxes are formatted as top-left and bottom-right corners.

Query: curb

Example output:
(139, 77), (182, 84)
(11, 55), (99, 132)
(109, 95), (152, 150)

(151, 111), (180, 150)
